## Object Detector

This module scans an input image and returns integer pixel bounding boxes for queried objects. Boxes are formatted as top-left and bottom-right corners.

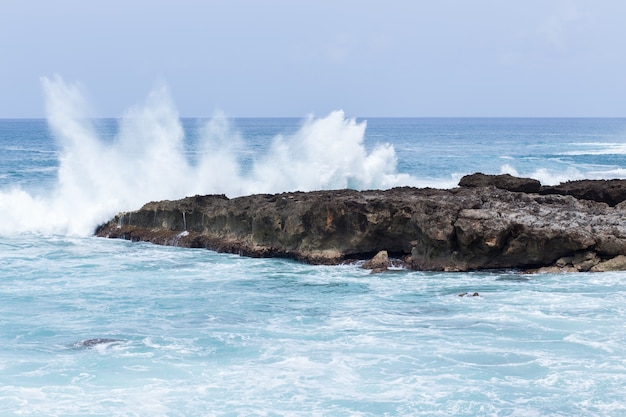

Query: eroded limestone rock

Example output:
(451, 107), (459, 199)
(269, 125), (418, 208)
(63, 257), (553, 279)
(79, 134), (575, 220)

(590, 255), (626, 272)
(362, 250), (390, 273)
(95, 175), (626, 272)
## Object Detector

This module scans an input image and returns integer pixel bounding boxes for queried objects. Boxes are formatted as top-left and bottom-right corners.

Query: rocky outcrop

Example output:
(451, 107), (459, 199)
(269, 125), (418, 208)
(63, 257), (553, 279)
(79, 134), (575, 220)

(591, 255), (626, 272)
(461, 173), (626, 206)
(95, 174), (626, 272)
(458, 172), (541, 193)
(539, 179), (626, 206)
(362, 250), (391, 273)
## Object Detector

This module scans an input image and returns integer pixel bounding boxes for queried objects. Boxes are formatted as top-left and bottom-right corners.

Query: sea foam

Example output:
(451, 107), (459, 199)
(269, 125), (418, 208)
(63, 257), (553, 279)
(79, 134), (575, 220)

(0, 76), (416, 236)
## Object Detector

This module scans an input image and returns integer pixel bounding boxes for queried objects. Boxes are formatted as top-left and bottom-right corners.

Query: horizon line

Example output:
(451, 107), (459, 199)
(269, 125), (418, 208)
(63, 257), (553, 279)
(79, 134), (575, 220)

(1, 115), (626, 121)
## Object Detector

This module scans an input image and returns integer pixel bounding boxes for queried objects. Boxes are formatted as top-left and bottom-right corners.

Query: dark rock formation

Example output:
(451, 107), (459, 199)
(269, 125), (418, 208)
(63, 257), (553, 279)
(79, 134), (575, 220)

(539, 179), (626, 206)
(72, 338), (124, 349)
(459, 173), (626, 206)
(458, 172), (541, 193)
(95, 175), (626, 272)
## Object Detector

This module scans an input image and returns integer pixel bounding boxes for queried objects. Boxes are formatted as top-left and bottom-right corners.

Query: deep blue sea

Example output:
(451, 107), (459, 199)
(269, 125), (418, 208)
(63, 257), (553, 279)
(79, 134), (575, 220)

(2, 86), (626, 416)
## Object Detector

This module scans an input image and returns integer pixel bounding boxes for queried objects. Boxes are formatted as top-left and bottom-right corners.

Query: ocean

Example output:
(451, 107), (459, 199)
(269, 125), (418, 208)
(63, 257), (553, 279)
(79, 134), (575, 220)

(2, 81), (626, 416)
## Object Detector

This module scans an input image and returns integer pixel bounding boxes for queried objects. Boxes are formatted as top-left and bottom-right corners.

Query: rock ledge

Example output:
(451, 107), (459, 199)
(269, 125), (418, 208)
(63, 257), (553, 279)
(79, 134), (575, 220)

(95, 174), (626, 272)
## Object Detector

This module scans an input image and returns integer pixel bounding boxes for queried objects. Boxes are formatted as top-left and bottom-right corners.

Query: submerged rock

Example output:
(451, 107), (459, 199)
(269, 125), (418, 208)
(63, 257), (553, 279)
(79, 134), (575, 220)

(95, 174), (626, 272)
(72, 338), (124, 349)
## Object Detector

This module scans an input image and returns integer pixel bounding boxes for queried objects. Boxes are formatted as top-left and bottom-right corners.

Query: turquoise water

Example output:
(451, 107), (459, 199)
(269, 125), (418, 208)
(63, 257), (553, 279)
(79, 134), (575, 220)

(2, 110), (626, 416)
(2, 236), (626, 416)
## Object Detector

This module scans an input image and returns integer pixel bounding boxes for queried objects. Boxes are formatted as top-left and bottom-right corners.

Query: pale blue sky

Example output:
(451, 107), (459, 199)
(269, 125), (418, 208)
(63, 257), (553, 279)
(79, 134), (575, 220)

(1, 0), (626, 117)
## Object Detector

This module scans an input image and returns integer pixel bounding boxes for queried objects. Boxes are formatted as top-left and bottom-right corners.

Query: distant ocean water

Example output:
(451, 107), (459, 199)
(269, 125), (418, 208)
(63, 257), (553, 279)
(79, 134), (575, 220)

(2, 87), (626, 416)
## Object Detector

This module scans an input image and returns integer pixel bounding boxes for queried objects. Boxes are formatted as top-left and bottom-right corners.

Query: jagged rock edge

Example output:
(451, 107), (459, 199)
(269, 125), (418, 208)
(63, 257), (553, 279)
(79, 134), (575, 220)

(95, 174), (626, 272)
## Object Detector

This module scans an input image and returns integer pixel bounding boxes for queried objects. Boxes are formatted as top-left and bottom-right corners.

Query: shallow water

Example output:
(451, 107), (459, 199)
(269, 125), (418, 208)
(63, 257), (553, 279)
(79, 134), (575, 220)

(1, 234), (626, 416)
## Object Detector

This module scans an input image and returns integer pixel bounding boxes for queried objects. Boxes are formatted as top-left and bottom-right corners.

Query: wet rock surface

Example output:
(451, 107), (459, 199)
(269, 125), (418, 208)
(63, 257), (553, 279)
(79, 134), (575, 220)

(362, 250), (391, 273)
(72, 338), (124, 349)
(95, 173), (626, 272)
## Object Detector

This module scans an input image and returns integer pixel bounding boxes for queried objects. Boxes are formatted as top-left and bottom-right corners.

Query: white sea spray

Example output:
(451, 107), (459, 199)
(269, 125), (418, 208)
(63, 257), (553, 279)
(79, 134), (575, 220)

(0, 77), (416, 236)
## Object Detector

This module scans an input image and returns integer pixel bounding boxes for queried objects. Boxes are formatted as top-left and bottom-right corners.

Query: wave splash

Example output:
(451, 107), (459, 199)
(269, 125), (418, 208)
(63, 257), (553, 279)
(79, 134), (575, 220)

(0, 76), (416, 236)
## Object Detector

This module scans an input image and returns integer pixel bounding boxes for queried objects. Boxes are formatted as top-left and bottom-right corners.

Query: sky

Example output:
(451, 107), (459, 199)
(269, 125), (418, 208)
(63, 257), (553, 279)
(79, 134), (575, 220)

(1, 0), (626, 118)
